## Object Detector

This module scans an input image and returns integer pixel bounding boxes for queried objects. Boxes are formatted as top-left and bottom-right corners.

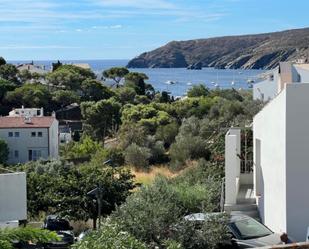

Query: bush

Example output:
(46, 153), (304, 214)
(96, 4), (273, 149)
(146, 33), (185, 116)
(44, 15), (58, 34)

(124, 143), (151, 170)
(111, 177), (182, 247)
(73, 221), (146, 249)
(0, 139), (9, 164)
(0, 227), (59, 247)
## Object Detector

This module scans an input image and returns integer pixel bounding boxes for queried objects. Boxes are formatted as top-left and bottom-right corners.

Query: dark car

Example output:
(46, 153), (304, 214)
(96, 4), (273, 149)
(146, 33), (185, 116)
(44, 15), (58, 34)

(184, 213), (284, 248)
(43, 215), (75, 244)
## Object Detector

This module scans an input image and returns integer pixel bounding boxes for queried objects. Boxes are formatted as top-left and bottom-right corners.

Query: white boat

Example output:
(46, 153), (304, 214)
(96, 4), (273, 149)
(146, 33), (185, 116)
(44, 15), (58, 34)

(231, 81), (235, 86)
(247, 79), (255, 84)
(187, 82), (192, 86)
(211, 81), (215, 85)
(214, 83), (219, 87)
(165, 80), (177, 85)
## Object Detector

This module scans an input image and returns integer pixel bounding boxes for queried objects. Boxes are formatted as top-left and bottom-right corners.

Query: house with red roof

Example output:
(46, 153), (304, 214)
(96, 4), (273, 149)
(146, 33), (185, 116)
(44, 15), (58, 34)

(0, 110), (59, 164)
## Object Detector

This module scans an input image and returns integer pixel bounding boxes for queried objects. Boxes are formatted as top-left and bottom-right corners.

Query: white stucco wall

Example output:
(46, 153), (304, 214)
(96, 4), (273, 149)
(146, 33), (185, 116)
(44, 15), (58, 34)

(253, 89), (287, 235)
(0, 128), (49, 164)
(0, 173), (27, 222)
(285, 84), (309, 241)
(253, 78), (278, 101)
(49, 119), (59, 159)
(225, 128), (241, 205)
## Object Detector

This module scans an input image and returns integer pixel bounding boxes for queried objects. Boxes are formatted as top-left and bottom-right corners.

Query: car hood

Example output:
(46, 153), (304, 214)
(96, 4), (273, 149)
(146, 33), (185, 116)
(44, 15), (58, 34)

(236, 233), (283, 248)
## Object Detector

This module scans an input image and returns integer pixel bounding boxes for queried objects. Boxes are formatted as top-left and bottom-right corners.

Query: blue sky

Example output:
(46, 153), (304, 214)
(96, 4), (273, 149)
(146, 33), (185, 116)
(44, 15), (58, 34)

(1, 0), (309, 60)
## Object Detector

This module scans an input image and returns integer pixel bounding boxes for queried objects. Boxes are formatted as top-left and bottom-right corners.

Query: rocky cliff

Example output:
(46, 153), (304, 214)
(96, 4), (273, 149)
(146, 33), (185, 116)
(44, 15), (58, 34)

(127, 28), (309, 69)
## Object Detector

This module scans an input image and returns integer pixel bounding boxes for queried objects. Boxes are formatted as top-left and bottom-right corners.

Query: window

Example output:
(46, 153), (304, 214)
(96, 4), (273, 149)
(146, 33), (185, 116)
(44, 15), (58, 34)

(38, 132), (43, 137)
(14, 132), (20, 137)
(14, 150), (19, 158)
(31, 132), (36, 137)
(8, 132), (13, 137)
(28, 150), (42, 161)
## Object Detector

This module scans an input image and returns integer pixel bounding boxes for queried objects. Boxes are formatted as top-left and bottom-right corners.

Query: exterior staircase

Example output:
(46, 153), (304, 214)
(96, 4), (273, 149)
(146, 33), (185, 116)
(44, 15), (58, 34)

(225, 184), (260, 221)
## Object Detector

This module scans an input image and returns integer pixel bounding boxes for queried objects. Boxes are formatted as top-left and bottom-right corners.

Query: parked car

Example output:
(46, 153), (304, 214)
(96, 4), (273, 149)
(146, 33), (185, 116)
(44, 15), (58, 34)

(43, 215), (75, 244)
(184, 213), (287, 248)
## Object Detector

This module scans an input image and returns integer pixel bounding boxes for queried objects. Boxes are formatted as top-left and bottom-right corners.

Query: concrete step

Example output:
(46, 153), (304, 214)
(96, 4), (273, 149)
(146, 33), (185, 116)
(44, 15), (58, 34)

(225, 203), (258, 212)
(236, 198), (256, 204)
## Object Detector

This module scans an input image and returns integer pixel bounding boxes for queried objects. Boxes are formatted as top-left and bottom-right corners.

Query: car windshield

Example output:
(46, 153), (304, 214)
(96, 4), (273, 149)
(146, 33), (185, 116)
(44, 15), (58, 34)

(230, 217), (272, 240)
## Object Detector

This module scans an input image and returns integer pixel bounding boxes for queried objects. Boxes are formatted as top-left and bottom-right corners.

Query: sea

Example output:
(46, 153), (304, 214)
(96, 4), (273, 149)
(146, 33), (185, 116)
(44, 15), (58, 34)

(9, 59), (266, 97)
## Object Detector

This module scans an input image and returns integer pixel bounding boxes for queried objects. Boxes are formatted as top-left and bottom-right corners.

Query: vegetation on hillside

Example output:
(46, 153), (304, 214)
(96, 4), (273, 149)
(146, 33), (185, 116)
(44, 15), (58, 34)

(0, 58), (264, 248)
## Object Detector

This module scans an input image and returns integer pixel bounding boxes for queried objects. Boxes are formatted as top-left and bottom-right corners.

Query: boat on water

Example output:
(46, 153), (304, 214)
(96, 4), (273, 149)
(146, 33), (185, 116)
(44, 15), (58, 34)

(187, 82), (192, 86)
(231, 81), (235, 86)
(247, 79), (255, 83)
(165, 80), (177, 85)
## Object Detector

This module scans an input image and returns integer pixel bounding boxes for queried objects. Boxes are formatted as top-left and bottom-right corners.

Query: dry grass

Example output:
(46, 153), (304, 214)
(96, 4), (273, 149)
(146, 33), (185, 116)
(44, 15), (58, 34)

(131, 166), (178, 185)
(130, 161), (198, 185)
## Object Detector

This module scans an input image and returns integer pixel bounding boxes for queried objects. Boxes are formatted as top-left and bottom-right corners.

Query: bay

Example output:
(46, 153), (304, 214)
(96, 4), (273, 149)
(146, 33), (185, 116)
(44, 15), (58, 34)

(9, 59), (265, 96)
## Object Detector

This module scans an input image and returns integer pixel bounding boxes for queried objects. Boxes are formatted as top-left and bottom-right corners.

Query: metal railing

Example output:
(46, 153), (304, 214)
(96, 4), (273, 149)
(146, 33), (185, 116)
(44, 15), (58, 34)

(241, 160), (253, 174)
(220, 178), (225, 212)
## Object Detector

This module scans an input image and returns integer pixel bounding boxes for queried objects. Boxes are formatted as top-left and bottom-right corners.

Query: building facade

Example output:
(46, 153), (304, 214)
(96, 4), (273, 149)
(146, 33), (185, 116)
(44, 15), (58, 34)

(0, 116), (59, 164)
(253, 62), (309, 101)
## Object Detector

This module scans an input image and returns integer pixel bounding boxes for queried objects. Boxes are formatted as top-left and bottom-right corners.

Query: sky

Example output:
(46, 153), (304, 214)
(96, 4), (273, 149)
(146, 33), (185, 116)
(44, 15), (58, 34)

(1, 0), (309, 60)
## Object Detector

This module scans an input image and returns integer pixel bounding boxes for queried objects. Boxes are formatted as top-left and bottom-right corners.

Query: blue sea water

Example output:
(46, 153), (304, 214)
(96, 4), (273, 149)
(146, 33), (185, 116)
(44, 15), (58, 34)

(10, 59), (265, 96)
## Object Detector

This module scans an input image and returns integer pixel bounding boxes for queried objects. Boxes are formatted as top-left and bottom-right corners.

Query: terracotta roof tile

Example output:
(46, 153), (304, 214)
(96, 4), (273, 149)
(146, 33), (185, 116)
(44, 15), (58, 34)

(0, 117), (56, 128)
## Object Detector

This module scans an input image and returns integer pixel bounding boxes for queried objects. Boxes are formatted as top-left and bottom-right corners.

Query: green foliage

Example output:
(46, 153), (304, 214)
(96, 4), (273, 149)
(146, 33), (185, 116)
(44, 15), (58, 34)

(21, 160), (135, 227)
(111, 177), (182, 247)
(103, 67), (129, 86)
(121, 104), (172, 134)
(0, 57), (6, 66)
(52, 89), (80, 107)
(0, 227), (59, 246)
(155, 122), (179, 147)
(47, 65), (95, 90)
(17, 69), (32, 83)
(0, 64), (18, 83)
(0, 139), (9, 164)
(81, 98), (121, 141)
(187, 84), (210, 97)
(73, 220), (146, 249)
(5, 83), (51, 110)
(114, 86), (136, 104)
(81, 79), (114, 101)
(61, 135), (101, 160)
(125, 72), (149, 95)
(124, 143), (151, 170)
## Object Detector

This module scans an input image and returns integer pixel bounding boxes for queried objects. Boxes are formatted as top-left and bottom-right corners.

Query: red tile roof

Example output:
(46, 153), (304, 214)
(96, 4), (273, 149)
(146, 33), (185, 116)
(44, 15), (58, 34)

(0, 116), (56, 128)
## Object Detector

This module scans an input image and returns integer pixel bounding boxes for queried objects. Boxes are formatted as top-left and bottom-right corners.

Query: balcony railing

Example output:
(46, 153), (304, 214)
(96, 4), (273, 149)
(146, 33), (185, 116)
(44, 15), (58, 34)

(241, 160), (253, 174)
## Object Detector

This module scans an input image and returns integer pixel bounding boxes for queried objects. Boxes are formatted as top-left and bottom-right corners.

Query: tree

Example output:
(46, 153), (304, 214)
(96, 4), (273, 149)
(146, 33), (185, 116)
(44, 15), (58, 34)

(125, 72), (148, 95)
(0, 139), (9, 164)
(81, 79), (114, 101)
(0, 57), (6, 66)
(52, 90), (80, 107)
(17, 69), (32, 83)
(124, 143), (151, 170)
(47, 65), (96, 90)
(5, 83), (51, 110)
(81, 98), (121, 143)
(187, 84), (210, 97)
(52, 60), (62, 71)
(0, 64), (19, 84)
(103, 67), (129, 86)
(21, 160), (135, 229)
(115, 87), (136, 104)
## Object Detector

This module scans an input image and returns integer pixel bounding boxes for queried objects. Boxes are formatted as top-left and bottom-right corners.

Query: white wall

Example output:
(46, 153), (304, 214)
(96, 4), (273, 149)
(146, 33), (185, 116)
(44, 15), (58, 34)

(253, 78), (278, 101)
(225, 128), (241, 205)
(0, 128), (49, 164)
(0, 173), (27, 222)
(285, 84), (309, 241)
(253, 89), (287, 235)
(49, 119), (59, 159)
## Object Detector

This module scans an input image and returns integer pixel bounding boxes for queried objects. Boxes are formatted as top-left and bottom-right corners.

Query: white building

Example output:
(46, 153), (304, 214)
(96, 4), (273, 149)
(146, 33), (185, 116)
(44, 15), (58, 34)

(225, 83), (309, 241)
(16, 63), (49, 75)
(9, 106), (44, 117)
(253, 62), (309, 101)
(0, 172), (27, 228)
(0, 115), (59, 164)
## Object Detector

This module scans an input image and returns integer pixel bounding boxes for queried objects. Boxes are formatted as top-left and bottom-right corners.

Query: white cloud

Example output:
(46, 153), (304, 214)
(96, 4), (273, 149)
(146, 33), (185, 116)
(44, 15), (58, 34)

(92, 0), (175, 9)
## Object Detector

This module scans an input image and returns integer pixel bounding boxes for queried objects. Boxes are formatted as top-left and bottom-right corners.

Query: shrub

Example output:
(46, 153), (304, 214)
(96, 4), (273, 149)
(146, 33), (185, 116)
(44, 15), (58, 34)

(0, 227), (59, 247)
(0, 139), (9, 164)
(111, 177), (182, 247)
(124, 143), (151, 170)
(73, 221), (146, 249)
